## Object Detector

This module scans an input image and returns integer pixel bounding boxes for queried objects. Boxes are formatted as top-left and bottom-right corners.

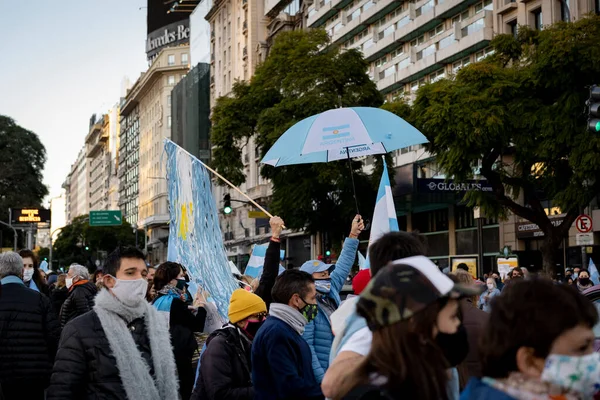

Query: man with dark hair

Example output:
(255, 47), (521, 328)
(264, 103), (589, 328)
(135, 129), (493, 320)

(0, 252), (61, 400)
(457, 263), (469, 272)
(48, 247), (180, 400)
(251, 269), (324, 400)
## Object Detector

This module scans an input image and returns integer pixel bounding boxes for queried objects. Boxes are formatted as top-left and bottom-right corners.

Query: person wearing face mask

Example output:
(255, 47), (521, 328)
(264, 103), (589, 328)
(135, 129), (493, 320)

(299, 215), (363, 383)
(18, 249), (50, 296)
(335, 258), (483, 400)
(461, 278), (600, 400)
(325, 231), (471, 400)
(152, 261), (207, 400)
(191, 289), (267, 400)
(479, 277), (501, 313)
(47, 246), (180, 400)
(59, 263), (98, 327)
(576, 269), (595, 292)
(252, 269), (325, 400)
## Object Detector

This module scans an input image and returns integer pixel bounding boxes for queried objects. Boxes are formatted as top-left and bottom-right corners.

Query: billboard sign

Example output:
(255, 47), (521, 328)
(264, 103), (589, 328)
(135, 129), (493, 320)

(10, 208), (51, 224)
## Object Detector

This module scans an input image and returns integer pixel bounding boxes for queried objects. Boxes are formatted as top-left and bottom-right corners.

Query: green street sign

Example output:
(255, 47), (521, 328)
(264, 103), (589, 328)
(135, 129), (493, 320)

(89, 210), (122, 227)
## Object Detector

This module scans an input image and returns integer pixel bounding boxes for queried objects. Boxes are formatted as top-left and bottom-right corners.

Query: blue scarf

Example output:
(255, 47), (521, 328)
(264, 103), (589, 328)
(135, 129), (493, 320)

(152, 286), (183, 312)
(28, 278), (40, 293)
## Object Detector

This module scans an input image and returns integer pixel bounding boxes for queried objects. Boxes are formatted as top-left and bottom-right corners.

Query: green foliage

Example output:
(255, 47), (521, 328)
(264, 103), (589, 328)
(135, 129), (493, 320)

(0, 116), (48, 248)
(53, 215), (140, 268)
(211, 29), (385, 241)
(411, 16), (600, 271)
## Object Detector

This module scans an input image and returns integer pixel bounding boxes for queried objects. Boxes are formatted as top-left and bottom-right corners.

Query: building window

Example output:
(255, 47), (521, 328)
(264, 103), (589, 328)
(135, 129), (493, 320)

(167, 95), (171, 107)
(430, 68), (446, 83)
(397, 57), (411, 70)
(379, 24), (395, 39)
(168, 55), (175, 65)
(410, 34), (425, 47)
(416, 0), (434, 17)
(379, 65), (396, 79)
(452, 56), (471, 73)
(181, 53), (189, 64)
(452, 10), (470, 25)
(391, 47), (404, 59)
(475, 47), (495, 61)
(375, 56), (387, 67)
(167, 116), (172, 128)
(461, 18), (485, 36)
(532, 8), (543, 30)
(507, 19), (518, 36)
(417, 43), (437, 60)
(168, 75), (175, 85)
(396, 15), (410, 28)
(428, 23), (444, 39)
(439, 33), (455, 49)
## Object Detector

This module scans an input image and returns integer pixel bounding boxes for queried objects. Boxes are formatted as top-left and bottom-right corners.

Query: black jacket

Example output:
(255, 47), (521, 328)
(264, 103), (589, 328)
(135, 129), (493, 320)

(47, 310), (153, 400)
(50, 286), (69, 318)
(154, 295), (206, 400)
(60, 281), (97, 327)
(191, 326), (253, 400)
(0, 280), (61, 389)
(254, 238), (281, 309)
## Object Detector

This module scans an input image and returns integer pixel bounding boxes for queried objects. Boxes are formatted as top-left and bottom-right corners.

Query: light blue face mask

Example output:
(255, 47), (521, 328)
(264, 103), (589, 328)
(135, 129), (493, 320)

(315, 279), (332, 294)
(573, 272), (579, 280)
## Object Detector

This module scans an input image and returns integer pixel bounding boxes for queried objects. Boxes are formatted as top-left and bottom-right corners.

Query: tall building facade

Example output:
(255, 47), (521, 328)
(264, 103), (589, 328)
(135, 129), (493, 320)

(119, 101), (140, 226)
(64, 146), (89, 224)
(122, 45), (191, 264)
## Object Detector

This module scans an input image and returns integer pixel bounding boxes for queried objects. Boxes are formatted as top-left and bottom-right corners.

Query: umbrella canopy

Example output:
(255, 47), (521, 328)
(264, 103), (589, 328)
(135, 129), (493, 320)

(261, 107), (428, 167)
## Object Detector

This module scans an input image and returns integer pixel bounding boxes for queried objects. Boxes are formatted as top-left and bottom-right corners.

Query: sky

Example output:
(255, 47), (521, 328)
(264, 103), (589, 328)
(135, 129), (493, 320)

(0, 1), (149, 201)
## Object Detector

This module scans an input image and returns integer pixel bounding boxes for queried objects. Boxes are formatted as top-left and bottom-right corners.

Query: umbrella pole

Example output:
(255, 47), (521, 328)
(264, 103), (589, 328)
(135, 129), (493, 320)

(346, 147), (360, 215)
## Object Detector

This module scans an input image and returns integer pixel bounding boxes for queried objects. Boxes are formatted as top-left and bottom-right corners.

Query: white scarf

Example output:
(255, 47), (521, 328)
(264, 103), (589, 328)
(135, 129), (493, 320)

(269, 303), (307, 334)
(93, 289), (180, 400)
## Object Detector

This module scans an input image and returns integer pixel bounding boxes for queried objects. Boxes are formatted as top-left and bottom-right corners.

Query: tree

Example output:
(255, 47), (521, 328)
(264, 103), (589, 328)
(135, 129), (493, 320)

(53, 215), (140, 269)
(211, 29), (385, 243)
(0, 116), (48, 248)
(411, 16), (600, 274)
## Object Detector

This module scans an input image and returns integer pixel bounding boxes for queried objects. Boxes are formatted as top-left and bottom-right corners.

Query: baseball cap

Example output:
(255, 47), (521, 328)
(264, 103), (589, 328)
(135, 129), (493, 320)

(357, 256), (484, 331)
(300, 260), (335, 275)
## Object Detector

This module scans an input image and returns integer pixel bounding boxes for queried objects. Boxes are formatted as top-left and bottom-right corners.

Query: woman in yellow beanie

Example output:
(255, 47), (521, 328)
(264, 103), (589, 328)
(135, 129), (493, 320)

(191, 288), (267, 400)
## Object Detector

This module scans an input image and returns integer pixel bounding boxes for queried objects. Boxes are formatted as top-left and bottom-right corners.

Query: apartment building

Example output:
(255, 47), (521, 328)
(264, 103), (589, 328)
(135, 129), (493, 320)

(63, 146), (89, 224)
(121, 45), (191, 264)
(119, 101), (141, 226)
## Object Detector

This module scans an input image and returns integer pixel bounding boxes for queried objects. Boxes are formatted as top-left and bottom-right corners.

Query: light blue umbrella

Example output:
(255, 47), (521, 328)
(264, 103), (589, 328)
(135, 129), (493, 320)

(261, 107), (428, 213)
(261, 107), (427, 167)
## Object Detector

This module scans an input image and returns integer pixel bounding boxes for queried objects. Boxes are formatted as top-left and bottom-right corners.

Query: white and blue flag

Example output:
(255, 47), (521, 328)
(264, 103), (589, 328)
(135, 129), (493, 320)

(362, 158), (399, 270)
(245, 243), (285, 278)
(589, 258), (599, 286)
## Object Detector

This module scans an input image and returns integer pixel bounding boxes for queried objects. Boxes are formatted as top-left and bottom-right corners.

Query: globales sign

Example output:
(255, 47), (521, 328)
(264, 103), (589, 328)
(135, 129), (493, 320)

(416, 178), (493, 193)
(10, 208), (51, 224)
(146, 20), (191, 60)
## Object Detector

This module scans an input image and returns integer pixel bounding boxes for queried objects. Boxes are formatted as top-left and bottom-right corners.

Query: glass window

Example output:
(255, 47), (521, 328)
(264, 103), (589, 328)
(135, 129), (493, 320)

(167, 95), (171, 107)
(417, 43), (436, 60)
(168, 75), (175, 85)
(397, 15), (410, 28)
(484, 0), (493, 10)
(560, 0), (570, 21)
(439, 33), (455, 49)
(430, 68), (445, 82)
(507, 19), (518, 36)
(181, 53), (189, 64)
(397, 57), (410, 69)
(167, 116), (172, 128)
(456, 229), (477, 255)
(392, 47), (404, 59)
(333, 22), (343, 34)
(350, 8), (361, 21)
(363, 0), (375, 11)
(309, 8), (317, 17)
(532, 8), (543, 30)
(379, 24), (395, 39)
(363, 38), (374, 49)
(429, 23), (444, 38)
(461, 18), (485, 36)
(384, 65), (396, 77)
(168, 54), (175, 65)
(375, 56), (387, 67)
(416, 0), (434, 16)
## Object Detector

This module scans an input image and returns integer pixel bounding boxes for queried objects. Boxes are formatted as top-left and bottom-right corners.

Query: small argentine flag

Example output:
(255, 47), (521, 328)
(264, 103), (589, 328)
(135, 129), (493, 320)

(362, 158), (399, 270)
(245, 244), (286, 278)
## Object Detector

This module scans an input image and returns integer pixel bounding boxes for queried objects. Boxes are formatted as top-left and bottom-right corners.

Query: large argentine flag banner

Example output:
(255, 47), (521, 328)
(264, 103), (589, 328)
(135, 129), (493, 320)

(164, 139), (239, 320)
(362, 158), (399, 270)
(245, 244), (286, 278)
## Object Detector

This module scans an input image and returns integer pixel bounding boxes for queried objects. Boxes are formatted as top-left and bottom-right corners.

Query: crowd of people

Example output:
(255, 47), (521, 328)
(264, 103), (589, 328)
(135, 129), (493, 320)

(1, 214), (599, 400)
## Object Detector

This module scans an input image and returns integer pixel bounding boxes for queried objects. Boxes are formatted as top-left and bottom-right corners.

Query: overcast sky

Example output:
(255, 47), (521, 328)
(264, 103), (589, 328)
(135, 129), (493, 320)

(0, 1), (149, 201)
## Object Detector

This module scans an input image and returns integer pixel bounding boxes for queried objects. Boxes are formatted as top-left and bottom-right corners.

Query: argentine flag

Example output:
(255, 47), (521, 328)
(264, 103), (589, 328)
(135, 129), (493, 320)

(362, 158), (399, 270)
(245, 243), (286, 278)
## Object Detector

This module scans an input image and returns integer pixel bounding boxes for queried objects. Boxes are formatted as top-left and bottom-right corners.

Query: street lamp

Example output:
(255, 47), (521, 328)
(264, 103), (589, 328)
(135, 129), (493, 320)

(473, 207), (485, 277)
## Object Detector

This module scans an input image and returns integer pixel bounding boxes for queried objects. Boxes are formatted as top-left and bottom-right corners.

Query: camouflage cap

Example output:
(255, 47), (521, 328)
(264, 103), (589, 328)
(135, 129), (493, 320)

(357, 256), (484, 331)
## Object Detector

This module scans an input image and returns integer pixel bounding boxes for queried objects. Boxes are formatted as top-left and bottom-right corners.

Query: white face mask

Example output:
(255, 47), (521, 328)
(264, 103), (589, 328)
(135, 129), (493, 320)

(23, 269), (34, 282)
(541, 353), (600, 397)
(66, 278), (74, 289)
(487, 283), (494, 290)
(107, 275), (148, 307)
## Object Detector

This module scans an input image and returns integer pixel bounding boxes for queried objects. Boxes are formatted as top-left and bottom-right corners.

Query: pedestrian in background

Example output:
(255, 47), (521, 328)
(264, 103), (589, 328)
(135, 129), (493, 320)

(60, 263), (97, 327)
(0, 252), (60, 400)
(335, 259), (482, 400)
(18, 249), (49, 296)
(252, 269), (324, 400)
(478, 278), (501, 312)
(50, 273), (69, 317)
(300, 215), (363, 383)
(461, 279), (600, 399)
(153, 261), (207, 400)
(577, 269), (594, 292)
(48, 246), (179, 400)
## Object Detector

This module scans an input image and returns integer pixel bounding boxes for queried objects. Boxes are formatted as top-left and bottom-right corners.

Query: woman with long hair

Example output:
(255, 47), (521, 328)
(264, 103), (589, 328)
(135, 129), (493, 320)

(337, 258), (482, 400)
(152, 262), (207, 400)
(18, 249), (49, 296)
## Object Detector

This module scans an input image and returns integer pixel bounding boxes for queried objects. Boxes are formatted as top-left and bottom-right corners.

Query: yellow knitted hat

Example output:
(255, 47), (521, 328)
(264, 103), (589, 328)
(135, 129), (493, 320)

(228, 288), (267, 323)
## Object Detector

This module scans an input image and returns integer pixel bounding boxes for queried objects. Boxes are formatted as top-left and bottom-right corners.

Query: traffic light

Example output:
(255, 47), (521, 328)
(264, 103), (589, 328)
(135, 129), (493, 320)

(325, 250), (331, 257)
(588, 85), (600, 133)
(85, 246), (90, 251)
(223, 194), (232, 214)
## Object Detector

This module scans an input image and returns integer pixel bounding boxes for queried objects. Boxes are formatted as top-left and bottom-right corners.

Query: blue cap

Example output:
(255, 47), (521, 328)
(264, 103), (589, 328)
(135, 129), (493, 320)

(300, 260), (335, 275)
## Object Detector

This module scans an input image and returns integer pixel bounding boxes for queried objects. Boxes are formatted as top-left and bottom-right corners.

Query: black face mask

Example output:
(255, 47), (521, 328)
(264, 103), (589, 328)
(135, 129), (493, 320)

(241, 319), (265, 339)
(579, 277), (591, 286)
(435, 324), (469, 367)
(176, 279), (188, 291)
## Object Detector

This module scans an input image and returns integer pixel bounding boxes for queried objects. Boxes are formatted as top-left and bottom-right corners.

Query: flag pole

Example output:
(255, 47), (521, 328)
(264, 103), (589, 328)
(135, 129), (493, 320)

(165, 139), (277, 221)
(346, 147), (360, 215)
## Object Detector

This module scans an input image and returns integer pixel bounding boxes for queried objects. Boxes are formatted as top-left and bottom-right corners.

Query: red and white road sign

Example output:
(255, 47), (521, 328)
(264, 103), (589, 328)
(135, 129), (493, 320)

(575, 214), (593, 233)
